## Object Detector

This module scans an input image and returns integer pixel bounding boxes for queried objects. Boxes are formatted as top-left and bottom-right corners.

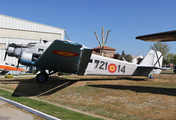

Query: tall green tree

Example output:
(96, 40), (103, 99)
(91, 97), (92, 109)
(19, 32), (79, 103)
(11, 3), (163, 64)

(150, 42), (170, 59)
(150, 42), (170, 65)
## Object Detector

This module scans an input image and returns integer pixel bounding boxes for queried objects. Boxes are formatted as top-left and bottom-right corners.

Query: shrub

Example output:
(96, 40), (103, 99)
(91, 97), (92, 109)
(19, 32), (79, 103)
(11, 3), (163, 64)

(5, 75), (13, 78)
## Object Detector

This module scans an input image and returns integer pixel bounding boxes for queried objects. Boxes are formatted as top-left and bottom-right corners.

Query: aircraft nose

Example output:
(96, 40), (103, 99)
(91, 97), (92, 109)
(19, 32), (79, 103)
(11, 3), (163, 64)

(4, 43), (17, 60)
(4, 43), (26, 61)
(7, 47), (15, 55)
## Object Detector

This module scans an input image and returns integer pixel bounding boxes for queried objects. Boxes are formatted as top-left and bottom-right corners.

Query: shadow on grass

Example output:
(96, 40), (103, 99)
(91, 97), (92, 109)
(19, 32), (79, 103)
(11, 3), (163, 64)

(77, 76), (148, 82)
(0, 76), (148, 97)
(88, 84), (176, 96)
(0, 76), (77, 97)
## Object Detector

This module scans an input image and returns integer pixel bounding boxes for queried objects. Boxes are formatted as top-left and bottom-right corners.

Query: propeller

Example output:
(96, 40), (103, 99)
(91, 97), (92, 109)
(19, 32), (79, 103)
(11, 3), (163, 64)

(16, 59), (21, 70)
(16, 44), (23, 70)
(4, 41), (10, 61)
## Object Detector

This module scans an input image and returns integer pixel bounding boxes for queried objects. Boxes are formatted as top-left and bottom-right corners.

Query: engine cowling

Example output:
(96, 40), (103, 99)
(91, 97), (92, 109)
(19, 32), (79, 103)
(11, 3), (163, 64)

(6, 43), (26, 57)
(21, 51), (33, 61)
(19, 51), (41, 66)
(7, 47), (15, 56)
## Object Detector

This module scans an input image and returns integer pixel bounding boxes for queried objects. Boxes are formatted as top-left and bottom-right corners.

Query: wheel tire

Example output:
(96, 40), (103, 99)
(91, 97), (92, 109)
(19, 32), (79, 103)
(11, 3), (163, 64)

(36, 73), (48, 83)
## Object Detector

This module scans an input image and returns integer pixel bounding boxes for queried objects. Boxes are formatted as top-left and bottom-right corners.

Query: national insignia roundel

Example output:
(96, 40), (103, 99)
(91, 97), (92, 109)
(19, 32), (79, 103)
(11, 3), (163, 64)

(108, 63), (117, 73)
(52, 50), (79, 57)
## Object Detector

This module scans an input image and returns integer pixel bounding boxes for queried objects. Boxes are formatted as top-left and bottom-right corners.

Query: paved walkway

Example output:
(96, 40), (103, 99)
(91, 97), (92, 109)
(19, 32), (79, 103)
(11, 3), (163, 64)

(0, 99), (45, 120)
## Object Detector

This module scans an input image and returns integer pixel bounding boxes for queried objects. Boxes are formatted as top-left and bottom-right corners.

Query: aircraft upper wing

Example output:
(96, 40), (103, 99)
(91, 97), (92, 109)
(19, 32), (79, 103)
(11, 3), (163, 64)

(136, 30), (176, 42)
(35, 40), (92, 74)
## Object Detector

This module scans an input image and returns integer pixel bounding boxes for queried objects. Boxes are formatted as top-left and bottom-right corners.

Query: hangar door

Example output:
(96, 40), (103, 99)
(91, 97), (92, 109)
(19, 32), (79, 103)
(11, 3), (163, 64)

(0, 28), (61, 40)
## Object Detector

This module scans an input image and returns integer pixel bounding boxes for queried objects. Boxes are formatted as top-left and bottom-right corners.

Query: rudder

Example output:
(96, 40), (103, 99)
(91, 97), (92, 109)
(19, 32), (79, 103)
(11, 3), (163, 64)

(139, 50), (163, 67)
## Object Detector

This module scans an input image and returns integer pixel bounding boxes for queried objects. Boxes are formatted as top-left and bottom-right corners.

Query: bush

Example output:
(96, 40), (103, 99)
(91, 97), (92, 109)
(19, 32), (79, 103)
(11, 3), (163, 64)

(5, 75), (13, 78)
(58, 72), (71, 76)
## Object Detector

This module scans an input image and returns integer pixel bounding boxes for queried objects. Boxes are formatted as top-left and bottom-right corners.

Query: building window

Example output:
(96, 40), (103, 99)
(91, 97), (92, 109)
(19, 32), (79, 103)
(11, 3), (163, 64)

(104, 52), (114, 55)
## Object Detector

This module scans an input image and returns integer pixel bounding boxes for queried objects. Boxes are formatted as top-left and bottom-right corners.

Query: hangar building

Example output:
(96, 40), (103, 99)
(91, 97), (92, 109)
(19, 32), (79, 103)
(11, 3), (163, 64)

(0, 14), (65, 74)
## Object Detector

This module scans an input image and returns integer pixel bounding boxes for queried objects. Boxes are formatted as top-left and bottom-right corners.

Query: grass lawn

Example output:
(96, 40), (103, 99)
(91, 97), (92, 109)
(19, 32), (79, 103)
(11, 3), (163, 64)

(0, 88), (103, 120)
(0, 74), (176, 119)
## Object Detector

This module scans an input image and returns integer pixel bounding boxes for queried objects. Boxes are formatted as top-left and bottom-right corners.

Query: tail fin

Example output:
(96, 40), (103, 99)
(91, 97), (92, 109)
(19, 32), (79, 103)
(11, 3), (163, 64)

(139, 50), (163, 68)
(132, 50), (163, 76)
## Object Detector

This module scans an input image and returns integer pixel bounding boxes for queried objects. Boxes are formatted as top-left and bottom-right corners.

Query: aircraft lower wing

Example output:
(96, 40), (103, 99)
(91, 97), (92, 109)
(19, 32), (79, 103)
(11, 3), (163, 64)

(33, 40), (92, 74)
(136, 30), (176, 42)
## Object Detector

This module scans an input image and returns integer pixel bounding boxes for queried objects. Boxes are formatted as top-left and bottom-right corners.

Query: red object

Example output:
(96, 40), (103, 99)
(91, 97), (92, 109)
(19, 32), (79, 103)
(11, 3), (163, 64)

(108, 64), (117, 73)
(52, 50), (79, 57)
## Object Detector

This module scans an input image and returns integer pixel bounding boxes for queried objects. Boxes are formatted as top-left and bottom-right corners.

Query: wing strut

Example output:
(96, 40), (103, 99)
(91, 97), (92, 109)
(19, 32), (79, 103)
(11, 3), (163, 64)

(64, 31), (70, 41)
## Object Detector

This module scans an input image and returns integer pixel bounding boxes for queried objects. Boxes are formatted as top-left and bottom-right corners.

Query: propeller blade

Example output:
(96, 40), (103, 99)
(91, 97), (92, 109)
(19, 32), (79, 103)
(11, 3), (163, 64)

(26, 66), (29, 71)
(4, 51), (7, 61)
(16, 43), (23, 70)
(16, 59), (20, 70)
(4, 42), (9, 61)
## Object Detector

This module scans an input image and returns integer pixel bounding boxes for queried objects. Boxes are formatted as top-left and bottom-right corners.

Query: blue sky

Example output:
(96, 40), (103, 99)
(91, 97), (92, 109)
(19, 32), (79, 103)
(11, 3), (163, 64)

(1, 0), (176, 56)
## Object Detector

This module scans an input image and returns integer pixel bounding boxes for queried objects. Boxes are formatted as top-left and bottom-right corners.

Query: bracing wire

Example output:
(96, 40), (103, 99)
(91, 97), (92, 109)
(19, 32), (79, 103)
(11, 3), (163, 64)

(158, 73), (175, 93)
(54, 59), (73, 97)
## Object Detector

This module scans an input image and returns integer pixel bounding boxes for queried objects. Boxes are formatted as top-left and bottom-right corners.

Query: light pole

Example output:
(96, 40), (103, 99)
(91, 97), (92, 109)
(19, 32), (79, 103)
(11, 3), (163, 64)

(172, 58), (174, 69)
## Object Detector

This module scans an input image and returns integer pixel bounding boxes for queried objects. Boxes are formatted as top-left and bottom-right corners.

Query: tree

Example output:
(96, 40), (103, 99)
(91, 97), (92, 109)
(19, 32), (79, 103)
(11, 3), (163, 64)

(150, 42), (170, 65)
(94, 26), (111, 56)
(113, 53), (120, 59)
(118, 51), (133, 62)
(150, 42), (170, 59)
(165, 53), (174, 65)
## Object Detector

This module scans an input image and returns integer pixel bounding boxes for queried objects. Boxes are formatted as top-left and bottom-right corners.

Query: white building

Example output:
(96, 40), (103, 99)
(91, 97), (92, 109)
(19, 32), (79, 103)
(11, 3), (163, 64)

(0, 14), (65, 74)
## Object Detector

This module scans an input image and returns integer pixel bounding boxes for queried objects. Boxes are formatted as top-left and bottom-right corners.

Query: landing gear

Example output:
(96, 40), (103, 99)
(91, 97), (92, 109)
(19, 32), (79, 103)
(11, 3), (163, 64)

(36, 73), (49, 83)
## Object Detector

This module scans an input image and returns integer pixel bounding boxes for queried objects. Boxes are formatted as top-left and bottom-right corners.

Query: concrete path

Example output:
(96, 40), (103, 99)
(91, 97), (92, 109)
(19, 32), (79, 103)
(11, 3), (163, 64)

(0, 99), (45, 120)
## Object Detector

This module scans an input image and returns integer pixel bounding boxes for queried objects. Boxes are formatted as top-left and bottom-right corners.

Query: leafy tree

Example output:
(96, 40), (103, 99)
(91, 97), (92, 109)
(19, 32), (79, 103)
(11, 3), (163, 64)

(150, 42), (170, 59)
(118, 51), (133, 62)
(113, 53), (120, 59)
(150, 42), (170, 65)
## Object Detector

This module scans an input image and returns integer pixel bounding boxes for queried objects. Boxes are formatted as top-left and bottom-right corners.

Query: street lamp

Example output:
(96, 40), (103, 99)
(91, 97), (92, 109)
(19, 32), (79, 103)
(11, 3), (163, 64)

(172, 58), (174, 69)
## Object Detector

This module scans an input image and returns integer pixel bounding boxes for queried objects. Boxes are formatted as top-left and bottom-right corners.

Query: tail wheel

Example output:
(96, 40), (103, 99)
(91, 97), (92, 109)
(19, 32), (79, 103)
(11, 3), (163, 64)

(36, 73), (48, 83)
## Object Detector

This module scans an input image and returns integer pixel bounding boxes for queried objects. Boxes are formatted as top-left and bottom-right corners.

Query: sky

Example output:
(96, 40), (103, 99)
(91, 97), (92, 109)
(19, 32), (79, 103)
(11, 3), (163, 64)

(0, 0), (176, 56)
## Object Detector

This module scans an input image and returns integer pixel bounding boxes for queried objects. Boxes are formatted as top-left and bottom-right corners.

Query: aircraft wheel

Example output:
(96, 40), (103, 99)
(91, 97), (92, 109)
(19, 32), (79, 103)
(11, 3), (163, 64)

(36, 73), (48, 83)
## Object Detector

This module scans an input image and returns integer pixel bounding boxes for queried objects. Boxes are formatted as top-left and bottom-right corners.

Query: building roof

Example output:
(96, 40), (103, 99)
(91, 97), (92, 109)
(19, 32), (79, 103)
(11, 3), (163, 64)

(93, 46), (116, 50)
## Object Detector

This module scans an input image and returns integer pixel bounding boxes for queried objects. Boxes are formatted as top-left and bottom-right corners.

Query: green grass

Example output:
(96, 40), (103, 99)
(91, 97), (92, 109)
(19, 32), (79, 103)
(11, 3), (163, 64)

(0, 89), (103, 120)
